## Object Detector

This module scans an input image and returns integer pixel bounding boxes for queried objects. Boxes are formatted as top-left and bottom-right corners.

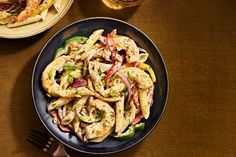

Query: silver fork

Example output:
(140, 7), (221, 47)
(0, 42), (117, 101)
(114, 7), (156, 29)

(26, 130), (70, 157)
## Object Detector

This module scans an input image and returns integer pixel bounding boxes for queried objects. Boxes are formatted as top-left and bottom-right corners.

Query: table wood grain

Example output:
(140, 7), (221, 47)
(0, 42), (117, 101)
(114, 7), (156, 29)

(0, 0), (235, 156)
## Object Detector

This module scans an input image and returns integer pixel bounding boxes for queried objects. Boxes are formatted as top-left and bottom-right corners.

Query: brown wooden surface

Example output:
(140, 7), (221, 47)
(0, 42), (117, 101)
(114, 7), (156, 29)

(0, 0), (236, 156)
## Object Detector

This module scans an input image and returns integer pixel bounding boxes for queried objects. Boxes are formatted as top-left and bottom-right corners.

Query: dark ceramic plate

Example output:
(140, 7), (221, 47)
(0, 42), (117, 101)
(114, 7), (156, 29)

(32, 17), (168, 154)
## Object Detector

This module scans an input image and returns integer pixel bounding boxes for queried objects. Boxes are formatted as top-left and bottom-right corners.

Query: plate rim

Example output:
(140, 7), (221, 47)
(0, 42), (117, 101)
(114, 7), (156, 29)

(0, 0), (74, 39)
(32, 16), (169, 154)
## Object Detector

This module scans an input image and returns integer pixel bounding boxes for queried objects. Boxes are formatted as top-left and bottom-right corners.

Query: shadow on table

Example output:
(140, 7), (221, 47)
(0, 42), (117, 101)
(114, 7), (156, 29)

(9, 55), (48, 157)
(77, 0), (138, 21)
(0, 31), (46, 55)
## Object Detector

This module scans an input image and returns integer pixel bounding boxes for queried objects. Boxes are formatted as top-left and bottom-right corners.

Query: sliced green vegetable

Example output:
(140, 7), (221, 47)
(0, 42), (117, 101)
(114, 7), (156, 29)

(73, 103), (84, 111)
(134, 122), (145, 132)
(79, 116), (95, 123)
(63, 63), (75, 72)
(54, 36), (88, 58)
(79, 109), (105, 123)
(111, 126), (135, 140)
(101, 80), (106, 88)
(64, 36), (88, 48)
(82, 67), (88, 77)
(46, 93), (52, 98)
(69, 70), (82, 79)
(54, 47), (66, 58)
(67, 75), (74, 83)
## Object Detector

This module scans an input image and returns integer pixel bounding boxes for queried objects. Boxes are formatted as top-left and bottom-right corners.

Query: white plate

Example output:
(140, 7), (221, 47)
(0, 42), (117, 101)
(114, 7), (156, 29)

(0, 0), (74, 39)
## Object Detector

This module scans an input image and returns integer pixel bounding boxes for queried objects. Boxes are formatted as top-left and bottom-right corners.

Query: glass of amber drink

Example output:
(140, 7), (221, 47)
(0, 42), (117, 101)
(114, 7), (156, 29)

(101, 0), (142, 9)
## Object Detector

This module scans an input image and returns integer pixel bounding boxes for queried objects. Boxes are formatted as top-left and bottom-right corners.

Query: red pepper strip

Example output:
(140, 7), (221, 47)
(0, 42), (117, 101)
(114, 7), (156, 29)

(99, 36), (107, 47)
(132, 61), (140, 67)
(105, 52), (124, 87)
(107, 38), (117, 62)
(104, 29), (122, 86)
(129, 61), (140, 67)
(111, 49), (117, 61)
(108, 29), (117, 37)
(122, 61), (140, 68)
(131, 89), (140, 110)
(131, 114), (143, 125)
(105, 62), (117, 87)
(103, 29), (116, 45)
(50, 111), (71, 132)
(107, 29), (118, 62)
(50, 110), (58, 118)
(83, 136), (88, 143)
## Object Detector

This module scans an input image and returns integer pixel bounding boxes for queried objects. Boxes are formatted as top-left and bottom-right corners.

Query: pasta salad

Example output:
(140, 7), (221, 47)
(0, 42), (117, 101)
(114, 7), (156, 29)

(41, 29), (156, 143)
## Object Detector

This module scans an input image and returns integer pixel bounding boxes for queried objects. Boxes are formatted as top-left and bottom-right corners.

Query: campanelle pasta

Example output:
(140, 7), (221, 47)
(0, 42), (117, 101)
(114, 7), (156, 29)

(41, 29), (156, 142)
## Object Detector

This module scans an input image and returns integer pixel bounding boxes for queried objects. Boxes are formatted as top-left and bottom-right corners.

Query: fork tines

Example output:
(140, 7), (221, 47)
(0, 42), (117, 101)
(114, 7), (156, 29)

(26, 130), (54, 151)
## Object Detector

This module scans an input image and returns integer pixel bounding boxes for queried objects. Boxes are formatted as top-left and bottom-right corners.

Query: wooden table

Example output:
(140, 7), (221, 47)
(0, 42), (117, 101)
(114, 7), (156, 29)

(0, 0), (235, 156)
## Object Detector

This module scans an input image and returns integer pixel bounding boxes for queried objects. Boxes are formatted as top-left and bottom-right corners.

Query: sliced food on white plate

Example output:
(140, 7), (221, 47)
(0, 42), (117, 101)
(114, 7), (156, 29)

(0, 0), (62, 28)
